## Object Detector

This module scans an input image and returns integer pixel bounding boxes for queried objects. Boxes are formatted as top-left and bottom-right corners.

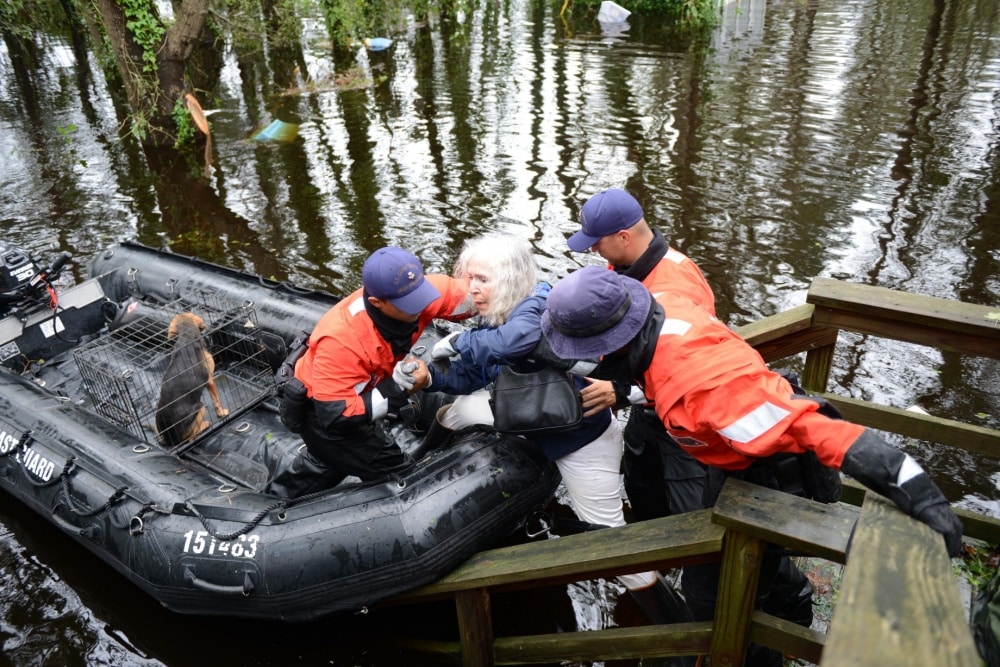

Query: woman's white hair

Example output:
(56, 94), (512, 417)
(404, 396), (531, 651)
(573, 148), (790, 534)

(454, 233), (538, 326)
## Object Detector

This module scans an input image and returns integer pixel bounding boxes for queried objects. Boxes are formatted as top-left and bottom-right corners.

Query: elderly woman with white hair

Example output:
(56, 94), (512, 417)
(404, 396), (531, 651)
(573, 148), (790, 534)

(417, 232), (692, 636)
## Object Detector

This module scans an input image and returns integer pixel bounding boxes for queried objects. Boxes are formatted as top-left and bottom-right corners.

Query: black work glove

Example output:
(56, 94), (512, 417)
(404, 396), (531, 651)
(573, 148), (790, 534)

(918, 504), (964, 557)
(376, 377), (421, 427)
(841, 429), (963, 557)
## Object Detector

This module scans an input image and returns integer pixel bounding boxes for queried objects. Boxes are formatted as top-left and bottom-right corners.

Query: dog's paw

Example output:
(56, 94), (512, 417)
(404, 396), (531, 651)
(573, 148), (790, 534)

(216, 407), (230, 417)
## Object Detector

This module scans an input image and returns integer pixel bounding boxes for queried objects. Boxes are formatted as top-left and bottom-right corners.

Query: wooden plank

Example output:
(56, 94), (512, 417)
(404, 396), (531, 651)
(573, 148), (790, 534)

(841, 478), (1000, 549)
(955, 506), (1000, 545)
(456, 588), (494, 667)
(749, 610), (826, 665)
(736, 304), (815, 347)
(491, 622), (712, 664)
(712, 479), (858, 563)
(734, 305), (841, 365)
(821, 494), (980, 667)
(370, 638), (463, 664)
(807, 277), (1000, 359)
(819, 392), (1000, 459)
(392, 509), (724, 602)
(709, 529), (765, 666)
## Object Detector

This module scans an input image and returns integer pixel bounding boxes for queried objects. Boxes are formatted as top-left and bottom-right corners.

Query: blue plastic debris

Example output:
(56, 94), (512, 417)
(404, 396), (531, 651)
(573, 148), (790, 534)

(364, 37), (394, 51)
(252, 119), (300, 142)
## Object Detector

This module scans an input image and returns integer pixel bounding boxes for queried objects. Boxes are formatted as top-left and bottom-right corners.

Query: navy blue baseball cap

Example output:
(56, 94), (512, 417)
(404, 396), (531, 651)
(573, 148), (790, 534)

(568, 188), (645, 252)
(540, 266), (652, 359)
(362, 247), (441, 316)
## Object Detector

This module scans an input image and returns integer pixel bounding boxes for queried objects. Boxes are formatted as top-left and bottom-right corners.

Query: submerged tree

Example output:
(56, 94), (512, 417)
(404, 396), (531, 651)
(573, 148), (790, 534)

(2, 0), (717, 149)
(91, 0), (212, 146)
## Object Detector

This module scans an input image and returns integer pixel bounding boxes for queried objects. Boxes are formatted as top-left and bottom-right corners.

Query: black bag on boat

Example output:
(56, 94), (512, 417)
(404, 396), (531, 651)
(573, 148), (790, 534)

(278, 330), (311, 433)
(280, 377), (309, 434)
(488, 365), (582, 435)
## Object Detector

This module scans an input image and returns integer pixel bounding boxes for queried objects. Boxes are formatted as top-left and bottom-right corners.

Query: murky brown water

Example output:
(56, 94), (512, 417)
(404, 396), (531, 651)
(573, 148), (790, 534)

(1, 0), (999, 664)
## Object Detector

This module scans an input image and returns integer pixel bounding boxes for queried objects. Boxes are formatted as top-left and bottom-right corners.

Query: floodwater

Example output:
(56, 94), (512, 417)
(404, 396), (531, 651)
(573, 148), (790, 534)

(1, 0), (999, 664)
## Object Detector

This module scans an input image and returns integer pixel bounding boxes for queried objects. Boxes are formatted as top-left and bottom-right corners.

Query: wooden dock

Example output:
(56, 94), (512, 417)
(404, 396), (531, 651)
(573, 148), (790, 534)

(380, 277), (1000, 666)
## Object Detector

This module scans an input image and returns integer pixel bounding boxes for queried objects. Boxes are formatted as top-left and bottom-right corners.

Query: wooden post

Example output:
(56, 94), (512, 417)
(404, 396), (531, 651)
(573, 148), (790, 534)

(708, 529), (766, 666)
(801, 341), (834, 393)
(455, 587), (494, 667)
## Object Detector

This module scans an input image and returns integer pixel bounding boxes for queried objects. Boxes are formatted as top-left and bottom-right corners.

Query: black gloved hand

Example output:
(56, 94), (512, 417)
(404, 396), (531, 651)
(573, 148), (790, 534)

(841, 429), (963, 557)
(397, 397), (421, 426)
(376, 376), (420, 425)
(915, 501), (964, 557)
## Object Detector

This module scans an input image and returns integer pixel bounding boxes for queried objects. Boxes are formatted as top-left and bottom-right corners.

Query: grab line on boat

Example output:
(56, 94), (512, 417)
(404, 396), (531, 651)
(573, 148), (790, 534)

(184, 498), (287, 541)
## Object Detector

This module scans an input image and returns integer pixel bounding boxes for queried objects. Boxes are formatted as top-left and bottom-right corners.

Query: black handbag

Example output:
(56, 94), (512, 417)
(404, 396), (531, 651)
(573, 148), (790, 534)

(488, 365), (583, 435)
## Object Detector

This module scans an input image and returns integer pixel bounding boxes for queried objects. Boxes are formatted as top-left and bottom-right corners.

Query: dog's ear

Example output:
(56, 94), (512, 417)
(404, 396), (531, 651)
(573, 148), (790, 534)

(167, 315), (180, 339)
(195, 314), (207, 331)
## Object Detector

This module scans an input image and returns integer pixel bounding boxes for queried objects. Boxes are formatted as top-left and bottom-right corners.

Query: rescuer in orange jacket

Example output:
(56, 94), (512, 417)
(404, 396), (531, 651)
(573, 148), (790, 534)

(265, 247), (472, 498)
(567, 188), (712, 520)
(540, 266), (963, 667)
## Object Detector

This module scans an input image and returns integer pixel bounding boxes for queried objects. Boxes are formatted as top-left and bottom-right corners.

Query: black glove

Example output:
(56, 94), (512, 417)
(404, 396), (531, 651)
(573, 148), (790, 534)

(840, 429), (963, 557)
(376, 377), (421, 426)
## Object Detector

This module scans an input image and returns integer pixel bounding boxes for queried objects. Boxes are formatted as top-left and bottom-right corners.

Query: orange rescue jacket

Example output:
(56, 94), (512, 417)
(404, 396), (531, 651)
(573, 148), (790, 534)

(295, 274), (471, 420)
(641, 293), (862, 471)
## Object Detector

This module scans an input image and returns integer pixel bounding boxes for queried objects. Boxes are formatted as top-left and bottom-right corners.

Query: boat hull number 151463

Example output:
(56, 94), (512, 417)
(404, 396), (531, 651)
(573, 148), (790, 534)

(182, 530), (259, 559)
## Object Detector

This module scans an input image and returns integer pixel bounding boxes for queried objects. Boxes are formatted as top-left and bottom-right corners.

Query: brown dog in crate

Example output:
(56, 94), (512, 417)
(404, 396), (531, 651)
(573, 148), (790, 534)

(155, 312), (229, 446)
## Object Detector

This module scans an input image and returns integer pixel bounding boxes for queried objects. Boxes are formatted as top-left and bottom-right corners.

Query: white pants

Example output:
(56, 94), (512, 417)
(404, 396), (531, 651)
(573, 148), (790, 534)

(438, 393), (657, 591)
(438, 388), (494, 430)
(555, 419), (657, 591)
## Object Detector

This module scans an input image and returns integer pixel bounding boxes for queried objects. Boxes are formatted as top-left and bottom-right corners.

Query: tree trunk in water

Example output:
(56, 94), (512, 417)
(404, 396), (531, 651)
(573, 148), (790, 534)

(94, 0), (211, 147)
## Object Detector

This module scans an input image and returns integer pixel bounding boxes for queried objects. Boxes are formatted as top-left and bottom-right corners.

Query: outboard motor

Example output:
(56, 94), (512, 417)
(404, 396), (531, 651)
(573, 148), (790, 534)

(0, 241), (43, 318)
(0, 244), (91, 373)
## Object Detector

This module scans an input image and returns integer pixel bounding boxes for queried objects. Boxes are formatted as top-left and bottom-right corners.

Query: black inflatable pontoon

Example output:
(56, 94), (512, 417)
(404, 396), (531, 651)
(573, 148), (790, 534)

(0, 241), (559, 621)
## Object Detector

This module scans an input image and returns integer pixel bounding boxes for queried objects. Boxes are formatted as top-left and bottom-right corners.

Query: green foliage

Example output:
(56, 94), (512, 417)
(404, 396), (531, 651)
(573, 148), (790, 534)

(317, 0), (472, 50)
(0, 0), (76, 40)
(171, 98), (198, 148)
(319, 0), (372, 48)
(118, 0), (166, 73)
(567, 0), (719, 27)
(0, 0), (31, 39)
(959, 542), (1000, 590)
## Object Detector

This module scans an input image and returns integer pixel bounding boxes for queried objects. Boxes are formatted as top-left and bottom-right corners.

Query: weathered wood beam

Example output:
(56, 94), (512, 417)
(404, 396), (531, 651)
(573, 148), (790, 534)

(391, 509), (724, 602)
(491, 622), (712, 664)
(819, 392), (1000, 458)
(821, 493), (979, 666)
(712, 479), (857, 563)
(807, 277), (1000, 359)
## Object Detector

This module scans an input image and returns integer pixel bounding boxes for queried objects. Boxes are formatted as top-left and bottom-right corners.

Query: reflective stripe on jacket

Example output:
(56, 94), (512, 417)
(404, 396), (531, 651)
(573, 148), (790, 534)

(642, 293), (862, 471)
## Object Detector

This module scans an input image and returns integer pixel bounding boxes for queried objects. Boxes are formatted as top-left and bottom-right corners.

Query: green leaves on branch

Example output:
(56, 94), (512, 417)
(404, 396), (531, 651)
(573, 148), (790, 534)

(119, 0), (165, 73)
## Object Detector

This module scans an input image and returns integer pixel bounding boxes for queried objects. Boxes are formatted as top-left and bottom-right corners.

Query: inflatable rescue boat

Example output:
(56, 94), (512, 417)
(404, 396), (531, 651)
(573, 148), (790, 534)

(0, 241), (559, 622)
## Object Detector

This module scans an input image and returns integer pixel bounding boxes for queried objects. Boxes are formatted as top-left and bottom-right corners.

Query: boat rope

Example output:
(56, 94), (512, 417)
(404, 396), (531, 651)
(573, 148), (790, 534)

(0, 430), (32, 459)
(129, 502), (170, 535)
(184, 499), (287, 541)
(58, 462), (130, 517)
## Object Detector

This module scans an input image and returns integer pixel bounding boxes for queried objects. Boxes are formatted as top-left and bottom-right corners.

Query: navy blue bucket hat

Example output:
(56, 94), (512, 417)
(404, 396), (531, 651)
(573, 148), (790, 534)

(541, 266), (651, 359)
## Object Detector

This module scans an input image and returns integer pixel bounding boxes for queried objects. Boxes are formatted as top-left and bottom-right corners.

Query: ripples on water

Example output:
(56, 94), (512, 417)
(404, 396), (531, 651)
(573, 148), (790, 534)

(1, 0), (999, 664)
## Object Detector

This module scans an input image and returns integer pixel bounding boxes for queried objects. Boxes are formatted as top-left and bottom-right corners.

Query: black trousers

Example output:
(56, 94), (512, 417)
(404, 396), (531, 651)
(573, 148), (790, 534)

(622, 406), (707, 520)
(265, 404), (412, 498)
(681, 463), (817, 667)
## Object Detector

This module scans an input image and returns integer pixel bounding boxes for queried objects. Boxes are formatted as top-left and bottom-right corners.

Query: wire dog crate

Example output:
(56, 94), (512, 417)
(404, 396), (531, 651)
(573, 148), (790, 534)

(73, 290), (275, 446)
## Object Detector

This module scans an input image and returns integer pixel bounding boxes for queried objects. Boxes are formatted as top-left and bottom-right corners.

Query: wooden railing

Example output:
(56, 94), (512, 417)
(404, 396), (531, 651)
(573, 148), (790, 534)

(379, 278), (1000, 666)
